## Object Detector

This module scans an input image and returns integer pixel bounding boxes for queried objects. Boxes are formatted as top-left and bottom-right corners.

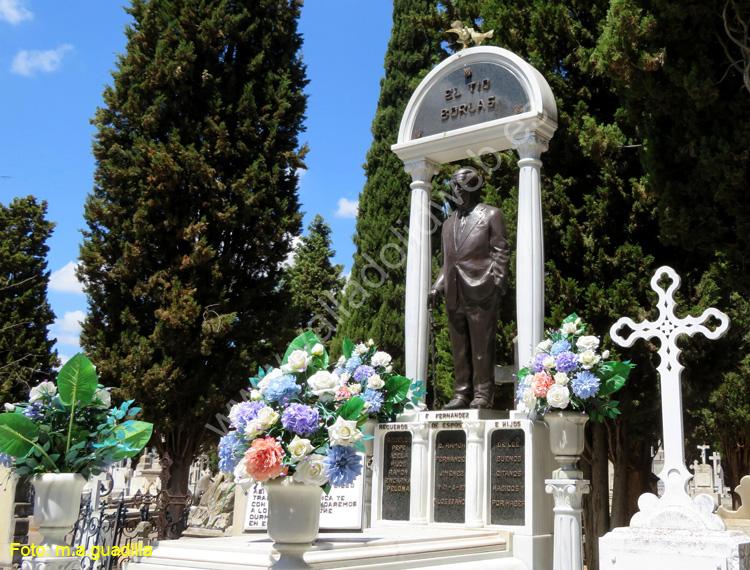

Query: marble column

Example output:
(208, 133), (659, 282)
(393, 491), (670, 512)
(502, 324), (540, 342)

(545, 479), (589, 570)
(511, 134), (549, 376)
(403, 158), (440, 407)
(463, 420), (485, 527)
(408, 423), (430, 524)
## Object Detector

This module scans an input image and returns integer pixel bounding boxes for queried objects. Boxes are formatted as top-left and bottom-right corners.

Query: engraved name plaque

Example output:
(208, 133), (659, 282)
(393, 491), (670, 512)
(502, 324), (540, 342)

(433, 430), (466, 524)
(490, 428), (526, 525)
(381, 431), (412, 521)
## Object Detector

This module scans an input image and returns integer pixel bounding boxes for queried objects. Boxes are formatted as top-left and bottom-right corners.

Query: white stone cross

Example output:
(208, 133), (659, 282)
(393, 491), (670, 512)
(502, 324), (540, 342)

(709, 451), (724, 494)
(610, 266), (730, 529)
(697, 444), (710, 464)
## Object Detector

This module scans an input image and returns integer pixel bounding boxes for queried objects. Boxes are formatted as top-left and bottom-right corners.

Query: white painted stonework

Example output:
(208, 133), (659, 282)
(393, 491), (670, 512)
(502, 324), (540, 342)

(599, 266), (750, 569)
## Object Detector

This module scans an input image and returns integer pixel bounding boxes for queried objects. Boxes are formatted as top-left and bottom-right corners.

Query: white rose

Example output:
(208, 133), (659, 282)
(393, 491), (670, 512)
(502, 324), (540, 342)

(561, 322), (578, 335)
(367, 339), (375, 346)
(293, 454), (329, 487)
(536, 339), (553, 354)
(338, 372), (350, 385)
(259, 369), (283, 394)
(233, 461), (253, 486)
(288, 435), (313, 463)
(327, 416), (362, 447)
(286, 350), (311, 372)
(371, 351), (392, 367)
(311, 343), (325, 356)
(250, 389), (262, 401)
(602, 350), (610, 360)
(349, 383), (362, 396)
(578, 350), (601, 370)
(546, 384), (571, 409)
(29, 381), (57, 403)
(308, 371), (338, 401)
(93, 388), (111, 409)
(353, 343), (368, 356)
(385, 365), (392, 373)
(4, 403), (14, 412)
(542, 355), (556, 370)
(368, 374), (385, 389)
(576, 335), (600, 352)
(522, 387), (537, 410)
(337, 355), (346, 367)
(553, 372), (569, 386)
(244, 406), (279, 438)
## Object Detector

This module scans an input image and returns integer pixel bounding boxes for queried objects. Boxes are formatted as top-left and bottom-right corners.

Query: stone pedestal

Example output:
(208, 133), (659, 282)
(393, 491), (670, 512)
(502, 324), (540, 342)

(545, 479), (589, 570)
(370, 410), (554, 570)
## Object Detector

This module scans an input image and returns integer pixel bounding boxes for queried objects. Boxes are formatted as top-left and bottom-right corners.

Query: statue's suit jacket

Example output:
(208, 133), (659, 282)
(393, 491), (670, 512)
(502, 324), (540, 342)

(435, 203), (510, 309)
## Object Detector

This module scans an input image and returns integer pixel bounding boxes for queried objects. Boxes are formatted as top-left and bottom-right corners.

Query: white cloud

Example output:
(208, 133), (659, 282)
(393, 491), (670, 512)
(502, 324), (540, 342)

(51, 310), (85, 347)
(49, 261), (84, 294)
(0, 0), (32, 25)
(335, 198), (359, 219)
(283, 236), (302, 267)
(11, 44), (73, 77)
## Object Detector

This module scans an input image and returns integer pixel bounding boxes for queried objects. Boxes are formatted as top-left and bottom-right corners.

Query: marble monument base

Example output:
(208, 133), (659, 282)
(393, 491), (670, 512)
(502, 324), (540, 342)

(123, 527), (527, 570)
(599, 527), (750, 570)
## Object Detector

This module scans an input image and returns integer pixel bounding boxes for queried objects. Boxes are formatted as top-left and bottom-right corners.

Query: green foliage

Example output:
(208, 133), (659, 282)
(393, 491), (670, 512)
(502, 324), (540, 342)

(0, 196), (58, 404)
(79, 0), (308, 492)
(285, 215), (345, 340)
(0, 354), (153, 479)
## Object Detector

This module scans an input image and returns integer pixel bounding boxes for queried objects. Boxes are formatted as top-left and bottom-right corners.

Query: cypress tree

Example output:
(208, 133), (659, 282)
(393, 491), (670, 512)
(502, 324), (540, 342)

(285, 214), (345, 339)
(333, 0), (443, 365)
(0, 197), (58, 403)
(79, 0), (307, 509)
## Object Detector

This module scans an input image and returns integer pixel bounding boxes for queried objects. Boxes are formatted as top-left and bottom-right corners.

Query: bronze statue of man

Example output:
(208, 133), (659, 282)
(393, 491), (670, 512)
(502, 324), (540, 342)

(429, 168), (510, 410)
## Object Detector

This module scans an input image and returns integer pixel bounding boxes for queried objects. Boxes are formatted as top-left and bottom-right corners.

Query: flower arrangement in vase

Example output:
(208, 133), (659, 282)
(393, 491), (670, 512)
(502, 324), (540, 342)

(516, 313), (634, 421)
(0, 353), (153, 478)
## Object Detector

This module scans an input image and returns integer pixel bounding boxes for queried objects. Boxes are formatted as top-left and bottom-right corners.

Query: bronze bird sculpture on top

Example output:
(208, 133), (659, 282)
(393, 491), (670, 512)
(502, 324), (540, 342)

(446, 20), (494, 50)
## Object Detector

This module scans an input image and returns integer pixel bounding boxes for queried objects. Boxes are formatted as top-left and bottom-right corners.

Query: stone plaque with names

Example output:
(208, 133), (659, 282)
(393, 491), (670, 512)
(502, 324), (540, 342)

(412, 61), (530, 139)
(490, 428), (525, 526)
(243, 453), (366, 532)
(381, 431), (412, 521)
(433, 430), (466, 524)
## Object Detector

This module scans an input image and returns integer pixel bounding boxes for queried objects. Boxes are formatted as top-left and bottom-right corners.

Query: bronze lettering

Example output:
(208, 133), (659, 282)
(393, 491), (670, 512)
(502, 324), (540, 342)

(459, 104), (468, 115)
(487, 96), (496, 109)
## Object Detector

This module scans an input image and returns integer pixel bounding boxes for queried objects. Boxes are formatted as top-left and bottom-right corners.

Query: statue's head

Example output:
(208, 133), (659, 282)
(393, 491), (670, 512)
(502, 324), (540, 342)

(451, 167), (483, 210)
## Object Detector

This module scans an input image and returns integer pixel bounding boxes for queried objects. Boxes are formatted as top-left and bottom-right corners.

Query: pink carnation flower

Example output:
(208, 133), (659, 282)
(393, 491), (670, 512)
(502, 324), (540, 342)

(244, 437), (286, 482)
(531, 371), (554, 398)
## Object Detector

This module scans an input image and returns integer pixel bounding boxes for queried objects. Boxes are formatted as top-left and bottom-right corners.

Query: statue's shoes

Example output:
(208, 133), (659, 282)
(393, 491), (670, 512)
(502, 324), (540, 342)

(443, 398), (470, 410)
(469, 397), (493, 409)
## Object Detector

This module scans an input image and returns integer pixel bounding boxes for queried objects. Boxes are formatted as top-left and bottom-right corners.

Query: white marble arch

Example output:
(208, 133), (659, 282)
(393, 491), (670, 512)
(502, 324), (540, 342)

(391, 46), (558, 400)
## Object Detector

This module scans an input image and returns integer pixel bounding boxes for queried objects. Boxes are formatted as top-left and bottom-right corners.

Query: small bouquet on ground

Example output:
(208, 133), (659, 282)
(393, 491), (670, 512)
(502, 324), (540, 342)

(218, 332), (373, 493)
(516, 314), (634, 421)
(0, 354), (153, 479)
(331, 338), (424, 422)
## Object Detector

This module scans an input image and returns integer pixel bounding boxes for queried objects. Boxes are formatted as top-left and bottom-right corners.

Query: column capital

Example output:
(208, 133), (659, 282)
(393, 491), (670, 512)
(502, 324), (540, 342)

(545, 479), (590, 509)
(511, 133), (550, 161)
(463, 420), (484, 441)
(407, 423), (429, 442)
(403, 157), (440, 183)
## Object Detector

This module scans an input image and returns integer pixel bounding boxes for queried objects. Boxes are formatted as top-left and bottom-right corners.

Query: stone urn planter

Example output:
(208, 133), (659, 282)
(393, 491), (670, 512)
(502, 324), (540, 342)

(31, 473), (87, 549)
(544, 410), (589, 479)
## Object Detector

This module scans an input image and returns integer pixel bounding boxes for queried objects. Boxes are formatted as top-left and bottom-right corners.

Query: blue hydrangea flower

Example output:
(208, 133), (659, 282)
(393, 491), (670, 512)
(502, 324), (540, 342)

(353, 365), (376, 383)
(218, 432), (246, 474)
(362, 389), (384, 413)
(571, 371), (600, 399)
(324, 445), (362, 486)
(532, 354), (546, 373)
(0, 453), (13, 468)
(345, 356), (362, 373)
(264, 374), (302, 403)
(281, 403), (320, 436)
(555, 351), (579, 374)
(230, 401), (266, 429)
(21, 403), (44, 421)
(551, 340), (571, 357)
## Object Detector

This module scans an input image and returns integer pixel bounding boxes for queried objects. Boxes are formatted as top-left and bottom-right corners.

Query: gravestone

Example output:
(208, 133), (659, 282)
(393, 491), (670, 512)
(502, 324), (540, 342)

(433, 429), (467, 524)
(380, 430), (412, 521)
(490, 428), (525, 526)
(599, 266), (750, 570)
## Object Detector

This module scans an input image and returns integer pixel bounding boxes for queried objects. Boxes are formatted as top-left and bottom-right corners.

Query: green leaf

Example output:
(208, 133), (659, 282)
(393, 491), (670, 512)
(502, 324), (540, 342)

(282, 331), (323, 365)
(385, 376), (411, 403)
(354, 440), (366, 453)
(108, 421), (153, 459)
(337, 396), (365, 421)
(57, 353), (98, 407)
(342, 338), (355, 360)
(0, 413), (39, 457)
(562, 313), (579, 325)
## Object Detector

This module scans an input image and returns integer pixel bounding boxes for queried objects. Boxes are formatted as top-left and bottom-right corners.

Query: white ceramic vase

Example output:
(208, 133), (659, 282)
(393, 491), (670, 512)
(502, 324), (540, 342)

(544, 410), (589, 479)
(265, 478), (323, 570)
(362, 417), (378, 456)
(31, 473), (87, 549)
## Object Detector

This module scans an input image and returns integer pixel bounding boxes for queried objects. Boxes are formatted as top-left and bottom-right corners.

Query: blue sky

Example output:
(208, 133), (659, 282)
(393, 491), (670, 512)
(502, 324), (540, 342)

(0, 0), (394, 363)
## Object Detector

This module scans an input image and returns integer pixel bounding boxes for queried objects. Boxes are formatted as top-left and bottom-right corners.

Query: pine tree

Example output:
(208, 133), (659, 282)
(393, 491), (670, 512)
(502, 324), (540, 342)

(0, 197), (58, 403)
(285, 214), (345, 339)
(79, 0), (307, 512)
(333, 0), (444, 366)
